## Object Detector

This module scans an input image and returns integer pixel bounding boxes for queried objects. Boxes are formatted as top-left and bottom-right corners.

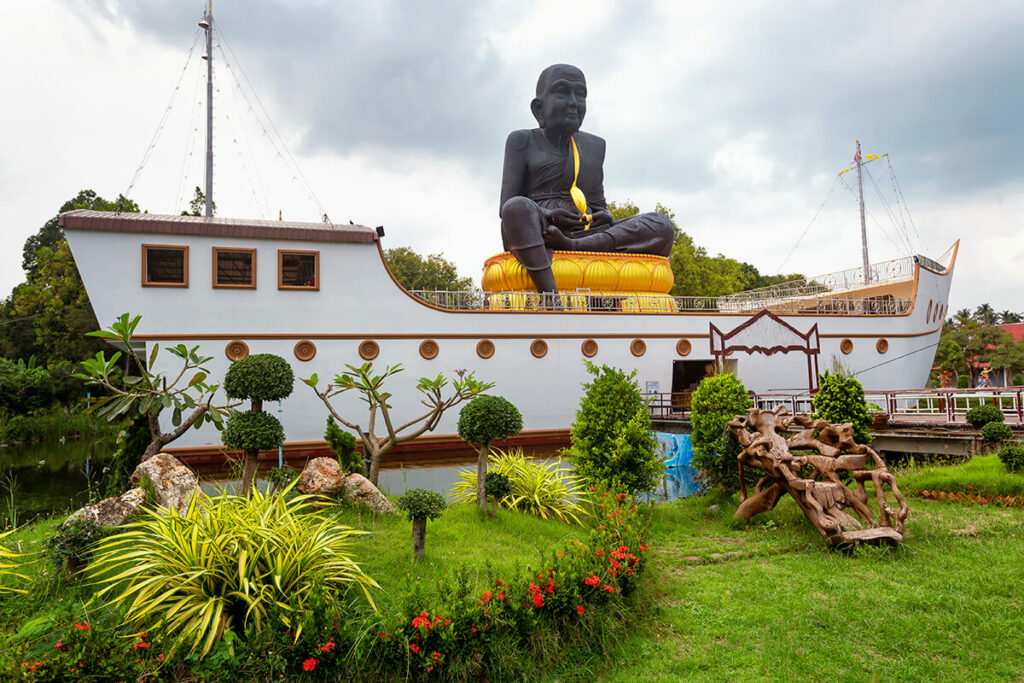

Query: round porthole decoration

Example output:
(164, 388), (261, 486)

(530, 339), (548, 358)
(476, 339), (495, 359)
(225, 340), (249, 361)
(676, 339), (692, 357)
(876, 338), (889, 354)
(630, 338), (647, 357)
(358, 340), (380, 361)
(581, 339), (599, 358)
(419, 339), (439, 360)
(294, 339), (317, 362)
(840, 338), (854, 355)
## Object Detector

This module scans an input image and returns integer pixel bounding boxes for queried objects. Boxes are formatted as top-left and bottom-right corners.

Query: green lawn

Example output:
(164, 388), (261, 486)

(576, 494), (1024, 682)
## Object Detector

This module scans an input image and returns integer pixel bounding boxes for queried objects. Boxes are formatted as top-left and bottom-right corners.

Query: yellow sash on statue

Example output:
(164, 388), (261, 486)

(569, 137), (592, 229)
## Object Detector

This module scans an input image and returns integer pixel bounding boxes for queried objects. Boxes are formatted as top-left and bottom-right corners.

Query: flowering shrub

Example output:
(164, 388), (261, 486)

(11, 616), (167, 681)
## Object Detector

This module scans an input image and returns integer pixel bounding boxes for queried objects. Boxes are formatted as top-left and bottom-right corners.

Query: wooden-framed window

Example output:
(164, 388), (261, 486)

(142, 244), (189, 287)
(278, 250), (319, 290)
(212, 247), (257, 289)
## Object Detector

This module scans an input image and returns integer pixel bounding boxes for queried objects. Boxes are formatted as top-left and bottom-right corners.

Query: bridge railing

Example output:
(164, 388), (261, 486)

(644, 387), (1024, 425)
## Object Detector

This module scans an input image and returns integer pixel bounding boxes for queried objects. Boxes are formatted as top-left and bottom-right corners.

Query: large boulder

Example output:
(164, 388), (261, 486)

(343, 473), (397, 515)
(65, 488), (147, 527)
(297, 457), (347, 495)
(131, 453), (199, 515)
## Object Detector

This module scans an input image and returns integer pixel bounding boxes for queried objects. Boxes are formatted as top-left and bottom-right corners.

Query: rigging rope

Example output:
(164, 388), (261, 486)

(864, 166), (914, 255)
(214, 23), (333, 226)
(121, 27), (203, 211)
(887, 156), (926, 253)
(838, 174), (905, 256)
(775, 174), (841, 274)
(173, 48), (206, 214)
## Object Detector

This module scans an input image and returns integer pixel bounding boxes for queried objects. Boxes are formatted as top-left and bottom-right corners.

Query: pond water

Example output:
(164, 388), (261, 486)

(3, 432), (700, 524)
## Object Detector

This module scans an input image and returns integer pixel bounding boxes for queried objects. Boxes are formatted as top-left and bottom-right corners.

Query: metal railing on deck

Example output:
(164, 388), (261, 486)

(408, 289), (911, 315)
(644, 387), (1024, 425)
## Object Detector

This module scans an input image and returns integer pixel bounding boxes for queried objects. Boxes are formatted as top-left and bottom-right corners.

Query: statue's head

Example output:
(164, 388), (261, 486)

(531, 64), (587, 136)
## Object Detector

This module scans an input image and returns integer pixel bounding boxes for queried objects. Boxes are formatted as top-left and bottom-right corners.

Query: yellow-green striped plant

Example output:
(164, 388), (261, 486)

(451, 448), (589, 525)
(89, 487), (377, 656)
(0, 529), (29, 595)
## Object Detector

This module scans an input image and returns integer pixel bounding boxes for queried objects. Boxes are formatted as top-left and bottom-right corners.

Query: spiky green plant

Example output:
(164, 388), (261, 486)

(89, 486), (377, 656)
(0, 529), (29, 595)
(451, 448), (588, 525)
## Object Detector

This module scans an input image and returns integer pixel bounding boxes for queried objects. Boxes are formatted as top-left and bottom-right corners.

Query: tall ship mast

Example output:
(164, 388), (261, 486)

(199, 3), (214, 217)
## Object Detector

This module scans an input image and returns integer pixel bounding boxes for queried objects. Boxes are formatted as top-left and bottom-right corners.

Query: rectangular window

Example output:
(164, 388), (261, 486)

(142, 244), (189, 287)
(278, 250), (319, 290)
(213, 248), (256, 288)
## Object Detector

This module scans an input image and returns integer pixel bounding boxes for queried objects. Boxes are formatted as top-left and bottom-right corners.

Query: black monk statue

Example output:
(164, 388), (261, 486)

(500, 64), (675, 294)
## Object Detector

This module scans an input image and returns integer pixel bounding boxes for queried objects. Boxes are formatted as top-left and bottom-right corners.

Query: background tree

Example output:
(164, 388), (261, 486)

(181, 186), (215, 216)
(812, 372), (872, 444)
(974, 303), (997, 325)
(325, 415), (363, 473)
(75, 313), (234, 460)
(384, 247), (474, 292)
(2, 190), (141, 407)
(304, 363), (492, 485)
(222, 354), (294, 494)
(999, 310), (1022, 324)
(457, 395), (523, 512)
(566, 361), (662, 495)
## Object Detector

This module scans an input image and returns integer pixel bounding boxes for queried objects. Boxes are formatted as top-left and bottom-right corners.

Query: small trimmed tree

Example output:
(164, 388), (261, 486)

(812, 371), (871, 444)
(223, 354), (294, 494)
(690, 373), (753, 495)
(566, 361), (662, 495)
(483, 472), (512, 516)
(458, 395), (523, 512)
(397, 488), (446, 560)
(325, 415), (363, 474)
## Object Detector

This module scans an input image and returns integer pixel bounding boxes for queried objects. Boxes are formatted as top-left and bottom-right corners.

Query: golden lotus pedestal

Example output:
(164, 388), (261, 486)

(481, 251), (676, 312)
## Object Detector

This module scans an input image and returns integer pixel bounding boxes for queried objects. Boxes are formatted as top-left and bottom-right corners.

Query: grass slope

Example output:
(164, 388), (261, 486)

(898, 453), (1024, 498)
(577, 494), (1024, 682)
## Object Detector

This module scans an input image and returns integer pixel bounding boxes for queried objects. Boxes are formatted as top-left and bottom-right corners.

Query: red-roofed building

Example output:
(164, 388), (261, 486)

(1002, 323), (1024, 344)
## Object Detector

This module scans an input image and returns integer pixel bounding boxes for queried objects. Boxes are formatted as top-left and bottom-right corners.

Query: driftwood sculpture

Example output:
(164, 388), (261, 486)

(727, 406), (909, 548)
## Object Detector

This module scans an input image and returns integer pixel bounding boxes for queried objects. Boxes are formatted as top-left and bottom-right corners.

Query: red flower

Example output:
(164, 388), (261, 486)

(577, 605), (585, 615)
(497, 592), (505, 601)
(639, 543), (648, 552)
(596, 549), (604, 556)
(303, 658), (318, 671)
(72, 622), (91, 631)
(584, 575), (600, 586)
(557, 551), (563, 558)
(589, 486), (596, 492)
(598, 525), (607, 530)
(532, 592), (545, 608)
(481, 590), (492, 604)
(318, 639), (336, 653)
(410, 643), (421, 654)
(133, 642), (151, 649)
(432, 651), (442, 661)
(602, 585), (616, 593)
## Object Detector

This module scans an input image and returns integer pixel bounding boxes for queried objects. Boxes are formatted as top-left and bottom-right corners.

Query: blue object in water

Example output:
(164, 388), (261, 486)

(652, 432), (700, 500)
(655, 432), (694, 469)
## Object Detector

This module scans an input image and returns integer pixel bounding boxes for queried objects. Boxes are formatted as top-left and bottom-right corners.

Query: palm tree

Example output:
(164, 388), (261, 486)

(974, 303), (997, 325)
(954, 308), (972, 323)
(999, 310), (1023, 324)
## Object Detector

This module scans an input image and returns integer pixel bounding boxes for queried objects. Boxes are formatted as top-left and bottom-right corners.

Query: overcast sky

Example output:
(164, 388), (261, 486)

(2, 0), (1022, 314)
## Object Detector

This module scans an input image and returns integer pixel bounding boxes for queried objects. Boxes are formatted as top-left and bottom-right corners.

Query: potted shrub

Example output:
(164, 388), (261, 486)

(397, 488), (447, 560)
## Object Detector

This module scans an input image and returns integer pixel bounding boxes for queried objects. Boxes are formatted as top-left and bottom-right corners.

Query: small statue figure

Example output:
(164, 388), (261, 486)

(499, 64), (675, 293)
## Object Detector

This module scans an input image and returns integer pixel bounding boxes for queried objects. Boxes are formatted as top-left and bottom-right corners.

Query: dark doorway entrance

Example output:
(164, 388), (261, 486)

(670, 360), (716, 410)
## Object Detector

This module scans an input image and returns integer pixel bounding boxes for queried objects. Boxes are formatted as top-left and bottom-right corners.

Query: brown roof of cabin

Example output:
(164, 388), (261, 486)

(58, 210), (378, 244)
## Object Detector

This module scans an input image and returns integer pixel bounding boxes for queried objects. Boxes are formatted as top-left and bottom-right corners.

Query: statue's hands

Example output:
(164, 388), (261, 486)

(589, 210), (613, 229)
(546, 207), (583, 230)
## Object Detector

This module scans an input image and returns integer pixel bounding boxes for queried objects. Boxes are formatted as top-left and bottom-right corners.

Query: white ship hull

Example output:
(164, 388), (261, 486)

(62, 211), (956, 458)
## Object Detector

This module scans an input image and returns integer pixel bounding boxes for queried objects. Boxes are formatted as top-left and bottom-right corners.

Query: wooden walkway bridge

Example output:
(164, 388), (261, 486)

(645, 387), (1024, 457)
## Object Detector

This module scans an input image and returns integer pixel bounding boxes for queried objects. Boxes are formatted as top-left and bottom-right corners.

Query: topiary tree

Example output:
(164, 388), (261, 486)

(457, 395), (523, 512)
(998, 443), (1024, 472)
(956, 375), (970, 389)
(566, 361), (662, 495)
(397, 488), (447, 560)
(690, 373), (754, 495)
(325, 415), (363, 474)
(483, 472), (512, 516)
(980, 421), (1013, 445)
(812, 371), (872, 444)
(222, 354), (294, 494)
(965, 403), (1004, 429)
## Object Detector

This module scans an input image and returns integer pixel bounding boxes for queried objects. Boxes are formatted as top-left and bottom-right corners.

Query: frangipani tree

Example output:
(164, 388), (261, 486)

(76, 313), (236, 460)
(303, 362), (492, 486)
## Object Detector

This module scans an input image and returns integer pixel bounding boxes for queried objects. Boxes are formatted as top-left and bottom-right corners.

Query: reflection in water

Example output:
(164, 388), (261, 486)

(5, 431), (702, 523)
